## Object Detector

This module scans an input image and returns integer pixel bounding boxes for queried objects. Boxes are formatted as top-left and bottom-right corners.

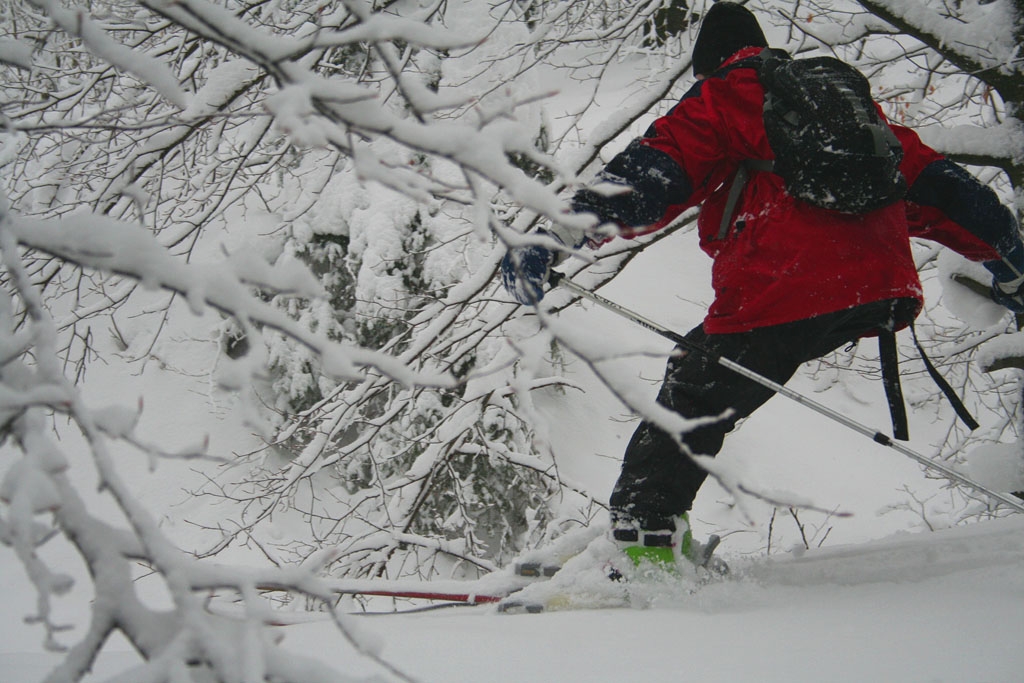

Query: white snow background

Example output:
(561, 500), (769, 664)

(3, 1), (1024, 681)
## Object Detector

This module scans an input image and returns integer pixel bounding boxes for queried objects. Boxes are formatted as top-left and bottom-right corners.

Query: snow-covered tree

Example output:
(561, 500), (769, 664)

(0, 0), (588, 677)
(161, 0), (709, 581)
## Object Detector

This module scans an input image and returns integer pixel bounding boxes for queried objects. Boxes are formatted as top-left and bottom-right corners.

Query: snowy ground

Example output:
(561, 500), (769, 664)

(5, 516), (1023, 682)
(290, 516), (1024, 683)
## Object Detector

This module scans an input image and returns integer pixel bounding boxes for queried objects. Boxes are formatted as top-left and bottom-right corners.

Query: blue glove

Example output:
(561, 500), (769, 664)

(501, 240), (556, 305)
(991, 275), (1024, 314)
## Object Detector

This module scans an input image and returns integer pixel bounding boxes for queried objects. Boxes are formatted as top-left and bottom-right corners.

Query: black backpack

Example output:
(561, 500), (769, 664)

(719, 49), (907, 238)
(716, 51), (979, 441)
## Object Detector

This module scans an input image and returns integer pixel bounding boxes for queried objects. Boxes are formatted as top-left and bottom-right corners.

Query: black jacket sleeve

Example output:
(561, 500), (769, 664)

(570, 139), (693, 229)
(907, 159), (1024, 281)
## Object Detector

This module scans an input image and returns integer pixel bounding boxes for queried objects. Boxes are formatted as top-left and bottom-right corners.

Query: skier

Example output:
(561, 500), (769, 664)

(500, 2), (1024, 572)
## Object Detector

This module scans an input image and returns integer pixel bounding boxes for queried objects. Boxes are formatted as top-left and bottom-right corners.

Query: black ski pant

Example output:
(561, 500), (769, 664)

(609, 297), (917, 528)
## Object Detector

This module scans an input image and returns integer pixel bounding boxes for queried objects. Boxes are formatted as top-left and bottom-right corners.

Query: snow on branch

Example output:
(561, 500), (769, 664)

(311, 1), (484, 51)
(0, 37), (33, 70)
(7, 209), (448, 388)
(6, 415), (414, 681)
(855, 0), (1023, 90)
(24, 0), (189, 108)
(137, 0), (584, 233)
(918, 119), (1024, 172)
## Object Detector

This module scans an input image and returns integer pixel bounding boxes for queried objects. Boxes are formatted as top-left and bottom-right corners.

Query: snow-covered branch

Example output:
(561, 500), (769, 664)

(8, 209), (443, 387)
(855, 0), (1024, 181)
(855, 0), (1022, 90)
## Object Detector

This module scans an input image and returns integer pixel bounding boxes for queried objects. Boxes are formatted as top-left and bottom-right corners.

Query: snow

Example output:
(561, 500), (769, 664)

(324, 517), (1024, 683)
(965, 442), (1024, 492)
(27, 0), (188, 109)
(921, 119), (1024, 167)
(8, 518), (1021, 681)
(0, 37), (33, 70)
(936, 250), (1008, 330)
(3, 0), (1024, 681)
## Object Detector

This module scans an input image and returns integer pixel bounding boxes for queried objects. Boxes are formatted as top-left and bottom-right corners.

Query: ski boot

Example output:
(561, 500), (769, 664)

(610, 512), (728, 579)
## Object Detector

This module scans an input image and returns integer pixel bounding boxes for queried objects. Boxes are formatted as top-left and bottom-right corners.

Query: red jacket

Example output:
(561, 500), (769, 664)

(615, 48), (1000, 335)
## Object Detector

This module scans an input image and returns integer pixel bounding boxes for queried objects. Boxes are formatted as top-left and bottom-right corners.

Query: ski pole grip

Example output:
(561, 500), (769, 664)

(548, 270), (566, 288)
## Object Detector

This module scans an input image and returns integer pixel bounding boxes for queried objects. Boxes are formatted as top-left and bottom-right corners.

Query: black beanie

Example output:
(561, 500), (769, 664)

(692, 2), (768, 76)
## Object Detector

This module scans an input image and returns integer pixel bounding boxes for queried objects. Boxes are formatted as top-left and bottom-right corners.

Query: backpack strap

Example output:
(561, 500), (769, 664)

(717, 159), (775, 240)
(686, 52), (781, 241)
(878, 329), (910, 441)
(909, 323), (980, 432)
(877, 321), (980, 442)
(713, 52), (777, 241)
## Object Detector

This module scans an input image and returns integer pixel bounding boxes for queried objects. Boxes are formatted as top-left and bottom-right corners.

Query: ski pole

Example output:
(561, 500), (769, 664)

(549, 271), (1024, 514)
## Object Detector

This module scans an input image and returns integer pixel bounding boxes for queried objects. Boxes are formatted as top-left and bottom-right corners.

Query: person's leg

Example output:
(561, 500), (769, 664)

(609, 323), (796, 527)
(609, 298), (914, 528)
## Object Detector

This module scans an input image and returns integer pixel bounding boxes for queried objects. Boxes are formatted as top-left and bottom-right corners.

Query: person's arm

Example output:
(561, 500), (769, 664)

(907, 160), (1024, 312)
(568, 138), (693, 235)
(906, 158), (1023, 279)
(501, 83), (711, 305)
(569, 75), (738, 237)
(894, 124), (1024, 311)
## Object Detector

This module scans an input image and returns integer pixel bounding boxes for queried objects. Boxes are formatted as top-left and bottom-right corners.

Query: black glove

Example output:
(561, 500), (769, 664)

(501, 231), (565, 305)
(991, 275), (1024, 314)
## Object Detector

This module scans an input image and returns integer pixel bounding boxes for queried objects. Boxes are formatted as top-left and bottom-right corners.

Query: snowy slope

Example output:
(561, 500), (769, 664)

(5, 515), (1022, 682)
(329, 516), (1024, 683)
